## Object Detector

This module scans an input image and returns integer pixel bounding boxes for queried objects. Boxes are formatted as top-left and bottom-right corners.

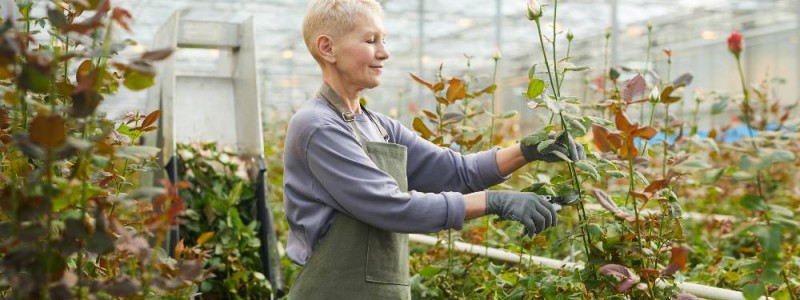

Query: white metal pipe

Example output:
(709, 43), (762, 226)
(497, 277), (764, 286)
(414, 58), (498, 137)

(582, 203), (737, 222)
(409, 234), (762, 300)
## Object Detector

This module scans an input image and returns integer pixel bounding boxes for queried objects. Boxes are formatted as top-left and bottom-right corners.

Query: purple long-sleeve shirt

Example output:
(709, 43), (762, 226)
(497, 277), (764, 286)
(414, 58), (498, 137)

(283, 95), (509, 265)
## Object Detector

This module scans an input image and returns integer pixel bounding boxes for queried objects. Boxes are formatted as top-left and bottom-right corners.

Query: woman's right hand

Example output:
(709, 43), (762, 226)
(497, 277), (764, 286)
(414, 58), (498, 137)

(485, 191), (561, 237)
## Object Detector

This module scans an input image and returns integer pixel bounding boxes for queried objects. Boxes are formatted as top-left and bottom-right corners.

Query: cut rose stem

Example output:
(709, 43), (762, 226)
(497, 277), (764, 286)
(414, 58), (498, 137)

(531, 1), (593, 267)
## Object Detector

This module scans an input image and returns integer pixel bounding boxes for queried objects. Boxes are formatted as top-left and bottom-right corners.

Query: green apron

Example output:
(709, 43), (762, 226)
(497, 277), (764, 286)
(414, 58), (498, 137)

(288, 86), (411, 299)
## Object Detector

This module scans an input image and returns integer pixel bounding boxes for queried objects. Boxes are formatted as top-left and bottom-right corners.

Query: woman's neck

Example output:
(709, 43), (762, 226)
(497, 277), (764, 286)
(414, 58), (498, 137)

(322, 74), (362, 114)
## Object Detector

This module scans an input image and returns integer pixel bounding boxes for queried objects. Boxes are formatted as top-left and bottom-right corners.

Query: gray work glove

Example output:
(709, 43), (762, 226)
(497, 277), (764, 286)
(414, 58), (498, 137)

(486, 191), (559, 238)
(520, 132), (586, 163)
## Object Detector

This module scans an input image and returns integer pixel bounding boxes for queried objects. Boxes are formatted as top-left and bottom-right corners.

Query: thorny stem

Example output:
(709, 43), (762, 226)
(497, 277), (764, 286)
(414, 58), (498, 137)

(552, 0), (561, 94)
(627, 155), (646, 270)
(486, 56), (500, 263)
(642, 54), (671, 154)
(533, 14), (592, 265)
(734, 51), (792, 299)
(663, 104), (669, 177)
(42, 154), (54, 300)
(603, 32), (610, 99)
(640, 25), (652, 124)
(558, 38), (573, 88)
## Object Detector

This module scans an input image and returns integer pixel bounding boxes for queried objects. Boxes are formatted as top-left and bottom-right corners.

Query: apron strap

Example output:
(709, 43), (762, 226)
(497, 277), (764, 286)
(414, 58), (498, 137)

(318, 84), (389, 148)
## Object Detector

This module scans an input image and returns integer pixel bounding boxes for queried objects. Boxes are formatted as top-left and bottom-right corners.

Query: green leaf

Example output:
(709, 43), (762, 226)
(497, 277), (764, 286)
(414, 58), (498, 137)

(227, 182), (243, 206)
(527, 64), (537, 80)
(47, 8), (68, 29)
(536, 140), (555, 153)
(564, 65), (590, 72)
(550, 151), (572, 163)
(19, 64), (51, 93)
(521, 131), (549, 147)
(755, 225), (783, 256)
(117, 146), (160, 161)
(702, 168), (724, 184)
(567, 118), (587, 137)
(740, 195), (766, 211)
(526, 79), (546, 99)
(768, 149), (795, 163)
(543, 97), (561, 114)
(499, 111), (518, 119)
(672, 73), (693, 87)
(17, 0), (33, 9)
(419, 265), (443, 279)
(606, 170), (626, 178)
(575, 161), (600, 181)
(711, 98), (729, 115)
(741, 283), (765, 300)
(123, 70), (155, 91)
(740, 155), (755, 171)
(673, 159), (711, 172)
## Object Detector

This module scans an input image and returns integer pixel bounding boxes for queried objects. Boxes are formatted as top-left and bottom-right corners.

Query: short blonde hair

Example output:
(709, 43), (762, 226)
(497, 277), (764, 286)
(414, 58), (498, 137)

(302, 0), (383, 63)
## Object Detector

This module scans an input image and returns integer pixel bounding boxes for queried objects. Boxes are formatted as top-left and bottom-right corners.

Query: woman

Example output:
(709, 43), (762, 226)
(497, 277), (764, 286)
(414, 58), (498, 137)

(283, 0), (585, 298)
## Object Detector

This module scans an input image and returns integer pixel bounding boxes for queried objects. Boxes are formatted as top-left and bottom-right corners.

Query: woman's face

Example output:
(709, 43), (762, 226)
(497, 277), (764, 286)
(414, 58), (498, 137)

(332, 11), (390, 91)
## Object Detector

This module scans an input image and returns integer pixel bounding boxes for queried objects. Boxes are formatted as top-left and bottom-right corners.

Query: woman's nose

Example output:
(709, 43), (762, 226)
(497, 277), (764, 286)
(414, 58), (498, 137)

(377, 43), (390, 61)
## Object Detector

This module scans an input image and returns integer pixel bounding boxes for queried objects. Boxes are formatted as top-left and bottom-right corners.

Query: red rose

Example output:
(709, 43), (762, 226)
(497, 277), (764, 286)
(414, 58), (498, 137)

(727, 31), (743, 55)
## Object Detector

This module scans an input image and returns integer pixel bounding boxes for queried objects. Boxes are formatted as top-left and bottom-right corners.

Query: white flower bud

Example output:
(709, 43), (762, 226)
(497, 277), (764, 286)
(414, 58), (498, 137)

(527, 0), (542, 21)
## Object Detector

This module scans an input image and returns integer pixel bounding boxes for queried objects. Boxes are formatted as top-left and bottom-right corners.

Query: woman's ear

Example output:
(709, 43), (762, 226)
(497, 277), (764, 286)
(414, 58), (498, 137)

(316, 35), (336, 64)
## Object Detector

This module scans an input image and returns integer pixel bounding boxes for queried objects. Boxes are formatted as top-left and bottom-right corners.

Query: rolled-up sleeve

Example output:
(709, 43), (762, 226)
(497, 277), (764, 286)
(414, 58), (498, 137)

(306, 124), (466, 232)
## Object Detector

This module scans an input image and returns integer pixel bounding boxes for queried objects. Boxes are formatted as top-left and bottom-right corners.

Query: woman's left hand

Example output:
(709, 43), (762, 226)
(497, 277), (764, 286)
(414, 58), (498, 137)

(519, 132), (586, 163)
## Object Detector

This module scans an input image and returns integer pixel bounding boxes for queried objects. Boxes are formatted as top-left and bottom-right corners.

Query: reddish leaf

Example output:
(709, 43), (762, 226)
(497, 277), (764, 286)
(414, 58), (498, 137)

(660, 85), (682, 104)
(30, 115), (67, 150)
(409, 73), (434, 91)
(196, 231), (214, 246)
(446, 78), (466, 103)
(615, 110), (637, 133)
(638, 268), (661, 281)
(599, 264), (640, 293)
(175, 180), (191, 189)
(422, 109), (438, 120)
(591, 188), (634, 222)
(76, 59), (95, 86)
(620, 137), (638, 159)
(644, 178), (668, 194)
(675, 293), (699, 300)
(64, 0), (110, 34)
(632, 126), (657, 140)
(174, 239), (185, 257)
(412, 117), (432, 140)
(141, 110), (160, 128)
(591, 124), (616, 153)
(629, 191), (650, 202)
(622, 74), (646, 102)
(662, 245), (689, 276)
(98, 175), (115, 187)
(141, 48), (174, 61)
(433, 82), (445, 93)
(111, 8), (132, 32)
(0, 107), (9, 129)
(177, 260), (205, 282)
(780, 112), (789, 124)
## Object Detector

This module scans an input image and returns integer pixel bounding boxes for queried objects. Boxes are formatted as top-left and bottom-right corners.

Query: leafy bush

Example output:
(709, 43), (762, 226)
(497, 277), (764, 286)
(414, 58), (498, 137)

(176, 142), (272, 299)
(0, 1), (210, 299)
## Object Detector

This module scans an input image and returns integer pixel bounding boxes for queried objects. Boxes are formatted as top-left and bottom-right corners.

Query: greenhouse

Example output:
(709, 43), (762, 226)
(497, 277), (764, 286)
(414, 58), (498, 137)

(0, 0), (798, 299)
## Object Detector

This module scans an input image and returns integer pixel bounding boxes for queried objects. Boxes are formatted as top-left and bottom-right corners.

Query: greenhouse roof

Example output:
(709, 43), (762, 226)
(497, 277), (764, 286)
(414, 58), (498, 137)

(107, 0), (788, 112)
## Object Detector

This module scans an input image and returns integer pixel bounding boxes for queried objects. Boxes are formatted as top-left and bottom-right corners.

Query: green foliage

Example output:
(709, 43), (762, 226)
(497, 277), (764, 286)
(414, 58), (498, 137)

(0, 2), (204, 299)
(176, 142), (272, 299)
